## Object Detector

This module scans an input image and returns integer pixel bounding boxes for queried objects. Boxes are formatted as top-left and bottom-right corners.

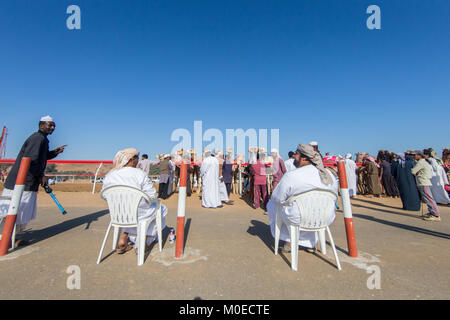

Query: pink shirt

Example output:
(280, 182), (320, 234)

(272, 157), (287, 182)
(251, 161), (268, 185)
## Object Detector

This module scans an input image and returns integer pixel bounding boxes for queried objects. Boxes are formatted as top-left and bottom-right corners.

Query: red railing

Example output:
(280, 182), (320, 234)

(0, 159), (448, 168)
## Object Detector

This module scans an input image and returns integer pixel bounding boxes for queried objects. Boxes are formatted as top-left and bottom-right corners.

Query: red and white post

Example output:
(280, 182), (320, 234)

(0, 157), (31, 256)
(337, 160), (358, 258)
(175, 159), (188, 258)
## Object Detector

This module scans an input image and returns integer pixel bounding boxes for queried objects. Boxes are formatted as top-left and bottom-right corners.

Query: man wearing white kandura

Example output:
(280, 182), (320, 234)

(267, 143), (338, 253)
(200, 148), (222, 208)
(102, 148), (168, 254)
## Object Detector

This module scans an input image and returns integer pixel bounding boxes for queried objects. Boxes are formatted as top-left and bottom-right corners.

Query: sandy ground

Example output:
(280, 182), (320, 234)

(0, 188), (449, 300)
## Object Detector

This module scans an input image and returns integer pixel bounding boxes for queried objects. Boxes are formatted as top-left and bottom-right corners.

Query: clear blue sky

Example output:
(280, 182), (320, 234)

(1, 0), (449, 161)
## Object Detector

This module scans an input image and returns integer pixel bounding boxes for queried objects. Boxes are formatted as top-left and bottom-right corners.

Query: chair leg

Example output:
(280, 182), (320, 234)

(318, 229), (326, 255)
(112, 227), (121, 250)
(326, 226), (342, 270)
(156, 208), (162, 252)
(97, 223), (112, 264)
(137, 223), (147, 266)
(290, 225), (299, 271)
(274, 210), (282, 255)
(11, 223), (16, 250)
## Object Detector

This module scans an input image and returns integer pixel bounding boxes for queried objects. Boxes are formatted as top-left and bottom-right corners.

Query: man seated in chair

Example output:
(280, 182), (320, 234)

(102, 148), (168, 254)
(267, 143), (338, 253)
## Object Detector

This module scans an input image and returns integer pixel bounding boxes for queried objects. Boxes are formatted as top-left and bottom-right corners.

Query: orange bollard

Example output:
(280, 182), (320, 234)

(175, 159), (188, 258)
(0, 157), (31, 256)
(337, 160), (358, 258)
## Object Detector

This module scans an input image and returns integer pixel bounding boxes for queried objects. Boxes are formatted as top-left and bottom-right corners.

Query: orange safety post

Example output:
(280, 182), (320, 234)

(337, 160), (358, 258)
(0, 157), (31, 256)
(175, 159), (188, 258)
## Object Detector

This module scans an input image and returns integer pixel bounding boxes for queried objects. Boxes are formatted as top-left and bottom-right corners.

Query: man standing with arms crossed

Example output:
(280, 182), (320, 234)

(411, 150), (440, 221)
(0, 116), (66, 246)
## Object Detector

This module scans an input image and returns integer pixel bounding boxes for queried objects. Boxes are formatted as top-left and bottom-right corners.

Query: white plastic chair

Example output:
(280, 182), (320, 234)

(0, 195), (17, 250)
(274, 188), (342, 271)
(97, 185), (163, 266)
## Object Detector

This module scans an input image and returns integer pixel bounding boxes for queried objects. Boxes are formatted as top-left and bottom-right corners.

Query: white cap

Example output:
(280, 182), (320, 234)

(40, 115), (54, 122)
(271, 148), (278, 153)
(164, 154), (170, 158)
(310, 141), (318, 146)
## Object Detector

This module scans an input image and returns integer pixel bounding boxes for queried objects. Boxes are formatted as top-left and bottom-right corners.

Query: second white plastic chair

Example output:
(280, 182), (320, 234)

(274, 188), (342, 271)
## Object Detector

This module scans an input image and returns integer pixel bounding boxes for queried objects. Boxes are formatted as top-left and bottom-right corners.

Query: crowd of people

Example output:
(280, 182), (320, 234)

(105, 143), (450, 234)
(1, 116), (448, 255)
(350, 149), (449, 221)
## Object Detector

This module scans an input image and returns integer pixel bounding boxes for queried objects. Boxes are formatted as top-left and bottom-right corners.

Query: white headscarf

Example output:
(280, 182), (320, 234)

(111, 148), (139, 171)
(346, 153), (352, 159)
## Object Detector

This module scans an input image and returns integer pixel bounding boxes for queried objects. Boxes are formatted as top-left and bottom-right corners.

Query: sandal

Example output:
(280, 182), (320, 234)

(116, 243), (133, 254)
(15, 239), (30, 247)
(300, 246), (316, 253)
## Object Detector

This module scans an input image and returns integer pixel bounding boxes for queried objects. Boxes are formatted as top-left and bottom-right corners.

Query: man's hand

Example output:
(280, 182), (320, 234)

(40, 176), (49, 187)
(54, 145), (67, 154)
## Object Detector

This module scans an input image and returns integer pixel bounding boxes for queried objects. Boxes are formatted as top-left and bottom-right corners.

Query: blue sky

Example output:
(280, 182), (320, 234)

(1, 0), (449, 161)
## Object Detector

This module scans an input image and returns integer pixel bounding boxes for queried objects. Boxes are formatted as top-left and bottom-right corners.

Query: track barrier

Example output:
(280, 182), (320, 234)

(175, 159), (188, 258)
(0, 157), (31, 256)
(337, 160), (358, 258)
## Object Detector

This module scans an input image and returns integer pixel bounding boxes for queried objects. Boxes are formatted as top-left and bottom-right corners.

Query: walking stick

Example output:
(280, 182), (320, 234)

(44, 185), (67, 215)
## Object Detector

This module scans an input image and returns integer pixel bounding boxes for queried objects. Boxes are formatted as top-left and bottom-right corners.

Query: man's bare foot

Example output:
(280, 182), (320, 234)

(281, 242), (291, 253)
(116, 233), (131, 254)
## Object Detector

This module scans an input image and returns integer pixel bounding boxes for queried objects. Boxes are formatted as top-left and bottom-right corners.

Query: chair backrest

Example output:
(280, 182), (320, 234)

(101, 185), (152, 226)
(0, 196), (12, 218)
(281, 188), (338, 230)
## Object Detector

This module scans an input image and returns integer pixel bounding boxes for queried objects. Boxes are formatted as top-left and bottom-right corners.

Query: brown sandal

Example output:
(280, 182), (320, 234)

(116, 243), (133, 254)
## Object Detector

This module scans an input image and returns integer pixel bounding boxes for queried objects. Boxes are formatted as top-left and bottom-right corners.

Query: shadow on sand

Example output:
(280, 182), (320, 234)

(353, 213), (450, 240)
(352, 197), (405, 210)
(246, 219), (340, 269)
(19, 209), (109, 246)
(352, 203), (422, 219)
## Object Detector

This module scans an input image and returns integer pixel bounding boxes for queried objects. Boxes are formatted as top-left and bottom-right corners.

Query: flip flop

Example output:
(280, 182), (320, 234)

(15, 240), (30, 247)
(116, 243), (133, 254)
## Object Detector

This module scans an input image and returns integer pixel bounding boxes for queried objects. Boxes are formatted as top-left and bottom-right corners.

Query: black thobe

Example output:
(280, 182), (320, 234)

(380, 160), (399, 197)
(4, 130), (58, 192)
(391, 160), (421, 211)
(186, 165), (192, 197)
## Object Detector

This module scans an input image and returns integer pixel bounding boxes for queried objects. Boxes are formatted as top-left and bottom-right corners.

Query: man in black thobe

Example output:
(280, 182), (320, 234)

(1, 116), (66, 246)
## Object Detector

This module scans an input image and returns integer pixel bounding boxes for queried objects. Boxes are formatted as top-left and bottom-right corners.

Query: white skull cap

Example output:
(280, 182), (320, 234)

(40, 115), (54, 122)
